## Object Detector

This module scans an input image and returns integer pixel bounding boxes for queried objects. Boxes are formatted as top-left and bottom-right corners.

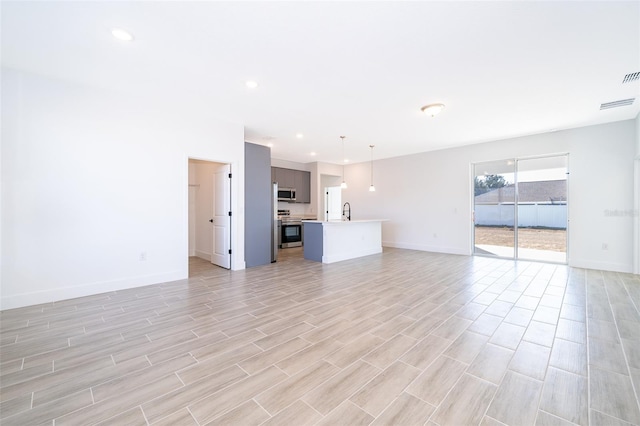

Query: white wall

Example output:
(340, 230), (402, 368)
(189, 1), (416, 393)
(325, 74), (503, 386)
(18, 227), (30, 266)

(1, 68), (245, 309)
(344, 120), (636, 273)
(635, 113), (640, 274)
(636, 112), (640, 156)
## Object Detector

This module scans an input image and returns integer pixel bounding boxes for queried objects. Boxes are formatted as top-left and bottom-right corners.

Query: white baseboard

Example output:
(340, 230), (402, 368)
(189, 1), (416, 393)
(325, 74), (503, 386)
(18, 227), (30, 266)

(382, 241), (470, 256)
(1, 270), (184, 311)
(195, 250), (211, 261)
(232, 260), (246, 271)
(322, 247), (383, 264)
(569, 258), (633, 274)
(383, 241), (634, 273)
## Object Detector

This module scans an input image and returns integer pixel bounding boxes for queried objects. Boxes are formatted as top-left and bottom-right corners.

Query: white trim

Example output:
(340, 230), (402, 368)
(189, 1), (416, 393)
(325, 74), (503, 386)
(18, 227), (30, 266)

(383, 241), (470, 256)
(0, 270), (183, 311)
(569, 259), (633, 274)
(195, 250), (211, 261)
(634, 158), (640, 274)
(322, 247), (382, 264)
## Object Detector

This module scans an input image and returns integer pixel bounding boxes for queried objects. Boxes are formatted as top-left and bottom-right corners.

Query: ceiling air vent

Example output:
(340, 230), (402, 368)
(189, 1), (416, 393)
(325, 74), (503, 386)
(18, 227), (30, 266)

(600, 98), (635, 110)
(622, 72), (640, 83)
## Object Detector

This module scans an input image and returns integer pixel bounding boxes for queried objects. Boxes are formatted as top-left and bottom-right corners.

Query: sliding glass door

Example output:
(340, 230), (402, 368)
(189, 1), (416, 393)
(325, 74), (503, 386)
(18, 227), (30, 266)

(473, 159), (516, 258)
(473, 155), (568, 263)
(516, 155), (568, 263)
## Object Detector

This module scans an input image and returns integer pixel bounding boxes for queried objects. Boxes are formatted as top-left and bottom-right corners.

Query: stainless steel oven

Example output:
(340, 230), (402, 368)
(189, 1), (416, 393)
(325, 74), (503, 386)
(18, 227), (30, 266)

(280, 220), (302, 248)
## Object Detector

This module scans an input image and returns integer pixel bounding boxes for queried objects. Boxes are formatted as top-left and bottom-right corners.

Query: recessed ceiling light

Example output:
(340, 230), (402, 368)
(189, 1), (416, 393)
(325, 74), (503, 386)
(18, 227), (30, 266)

(344, 159), (349, 163)
(310, 152), (316, 156)
(296, 133), (304, 139)
(245, 80), (259, 89)
(111, 28), (134, 42)
(421, 103), (445, 117)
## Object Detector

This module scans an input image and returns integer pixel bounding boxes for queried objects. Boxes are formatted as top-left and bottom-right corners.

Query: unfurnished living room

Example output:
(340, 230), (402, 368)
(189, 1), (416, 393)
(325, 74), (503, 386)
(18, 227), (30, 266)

(1, 1), (640, 425)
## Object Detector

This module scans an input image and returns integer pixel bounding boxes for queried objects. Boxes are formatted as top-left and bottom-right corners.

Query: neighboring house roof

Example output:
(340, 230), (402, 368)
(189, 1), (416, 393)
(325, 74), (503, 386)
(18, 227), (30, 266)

(475, 180), (567, 204)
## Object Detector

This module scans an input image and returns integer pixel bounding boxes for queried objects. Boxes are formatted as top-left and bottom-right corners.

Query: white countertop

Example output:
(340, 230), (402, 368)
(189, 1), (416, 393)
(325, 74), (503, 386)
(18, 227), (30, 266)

(303, 219), (388, 224)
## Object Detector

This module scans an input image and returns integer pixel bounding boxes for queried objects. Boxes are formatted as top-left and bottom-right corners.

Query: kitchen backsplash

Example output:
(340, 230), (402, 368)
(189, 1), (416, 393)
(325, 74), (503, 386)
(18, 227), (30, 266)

(278, 201), (314, 216)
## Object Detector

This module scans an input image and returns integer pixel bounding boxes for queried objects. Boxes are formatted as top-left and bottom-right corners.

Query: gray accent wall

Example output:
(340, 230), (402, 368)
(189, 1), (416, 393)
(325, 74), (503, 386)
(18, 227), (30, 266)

(245, 142), (272, 267)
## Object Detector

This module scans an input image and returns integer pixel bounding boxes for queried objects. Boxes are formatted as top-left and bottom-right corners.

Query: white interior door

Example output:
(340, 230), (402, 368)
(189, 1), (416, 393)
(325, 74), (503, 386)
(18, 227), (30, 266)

(212, 164), (231, 268)
(325, 186), (342, 221)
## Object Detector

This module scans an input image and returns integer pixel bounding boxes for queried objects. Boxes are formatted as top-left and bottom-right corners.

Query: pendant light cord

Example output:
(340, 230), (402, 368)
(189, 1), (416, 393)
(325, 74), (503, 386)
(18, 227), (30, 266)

(370, 145), (374, 184)
(340, 136), (346, 187)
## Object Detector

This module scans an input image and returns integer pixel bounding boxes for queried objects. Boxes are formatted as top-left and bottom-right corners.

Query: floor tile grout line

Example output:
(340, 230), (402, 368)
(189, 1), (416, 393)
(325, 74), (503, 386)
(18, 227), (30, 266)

(477, 326), (520, 424)
(474, 264), (553, 426)
(585, 268), (594, 426)
(3, 253), (637, 426)
(590, 407), (637, 425)
(532, 264), (565, 426)
(198, 363), (294, 425)
(602, 270), (640, 419)
(617, 271), (640, 316)
(251, 397), (275, 423)
(423, 355), (489, 425)
(538, 408), (582, 426)
(402, 286), (509, 423)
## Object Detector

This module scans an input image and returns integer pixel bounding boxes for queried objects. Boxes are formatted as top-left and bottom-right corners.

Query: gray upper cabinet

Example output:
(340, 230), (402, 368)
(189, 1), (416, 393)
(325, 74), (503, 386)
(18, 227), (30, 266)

(274, 167), (295, 189)
(294, 170), (311, 203)
(272, 167), (311, 203)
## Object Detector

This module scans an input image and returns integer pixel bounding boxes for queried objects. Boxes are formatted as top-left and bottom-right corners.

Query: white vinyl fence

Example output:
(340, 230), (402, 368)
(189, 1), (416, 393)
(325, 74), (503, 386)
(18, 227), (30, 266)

(475, 203), (567, 229)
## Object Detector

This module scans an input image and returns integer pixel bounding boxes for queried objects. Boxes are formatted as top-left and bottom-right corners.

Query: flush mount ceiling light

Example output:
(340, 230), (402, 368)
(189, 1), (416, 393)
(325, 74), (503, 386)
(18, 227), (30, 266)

(111, 28), (134, 42)
(340, 136), (347, 189)
(296, 133), (304, 139)
(421, 103), (445, 117)
(245, 80), (259, 89)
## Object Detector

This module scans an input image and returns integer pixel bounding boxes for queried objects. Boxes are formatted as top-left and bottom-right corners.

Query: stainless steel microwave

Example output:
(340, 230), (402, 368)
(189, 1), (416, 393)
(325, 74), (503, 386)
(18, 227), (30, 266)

(277, 187), (296, 201)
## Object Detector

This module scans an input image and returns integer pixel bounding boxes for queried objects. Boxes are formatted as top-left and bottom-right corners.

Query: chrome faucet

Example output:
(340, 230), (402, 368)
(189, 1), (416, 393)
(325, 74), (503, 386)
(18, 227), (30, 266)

(342, 202), (351, 221)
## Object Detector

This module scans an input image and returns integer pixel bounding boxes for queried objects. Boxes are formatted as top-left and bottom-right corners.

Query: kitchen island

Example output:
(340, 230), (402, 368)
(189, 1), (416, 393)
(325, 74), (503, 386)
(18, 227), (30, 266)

(302, 220), (387, 264)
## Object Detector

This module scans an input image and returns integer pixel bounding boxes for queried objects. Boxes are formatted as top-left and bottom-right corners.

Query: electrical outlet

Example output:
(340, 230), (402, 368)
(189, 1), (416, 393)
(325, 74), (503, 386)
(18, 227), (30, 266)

(139, 251), (147, 261)
(602, 243), (608, 251)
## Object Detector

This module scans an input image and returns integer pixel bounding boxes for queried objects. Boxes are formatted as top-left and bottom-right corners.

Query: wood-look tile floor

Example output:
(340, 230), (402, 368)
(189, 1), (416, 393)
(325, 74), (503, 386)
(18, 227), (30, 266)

(1, 248), (639, 425)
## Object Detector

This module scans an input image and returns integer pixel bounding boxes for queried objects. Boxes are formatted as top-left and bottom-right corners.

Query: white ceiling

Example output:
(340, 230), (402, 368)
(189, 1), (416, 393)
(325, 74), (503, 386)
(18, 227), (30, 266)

(2, 1), (639, 164)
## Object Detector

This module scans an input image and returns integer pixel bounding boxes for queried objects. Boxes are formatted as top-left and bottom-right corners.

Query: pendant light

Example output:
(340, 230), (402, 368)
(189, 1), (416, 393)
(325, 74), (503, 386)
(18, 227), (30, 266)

(340, 136), (347, 189)
(369, 145), (376, 192)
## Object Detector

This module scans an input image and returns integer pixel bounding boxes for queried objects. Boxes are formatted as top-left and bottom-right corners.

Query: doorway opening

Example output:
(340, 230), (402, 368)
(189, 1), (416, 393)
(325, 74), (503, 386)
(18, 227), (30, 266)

(188, 159), (232, 275)
(321, 174), (342, 221)
(473, 154), (568, 263)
